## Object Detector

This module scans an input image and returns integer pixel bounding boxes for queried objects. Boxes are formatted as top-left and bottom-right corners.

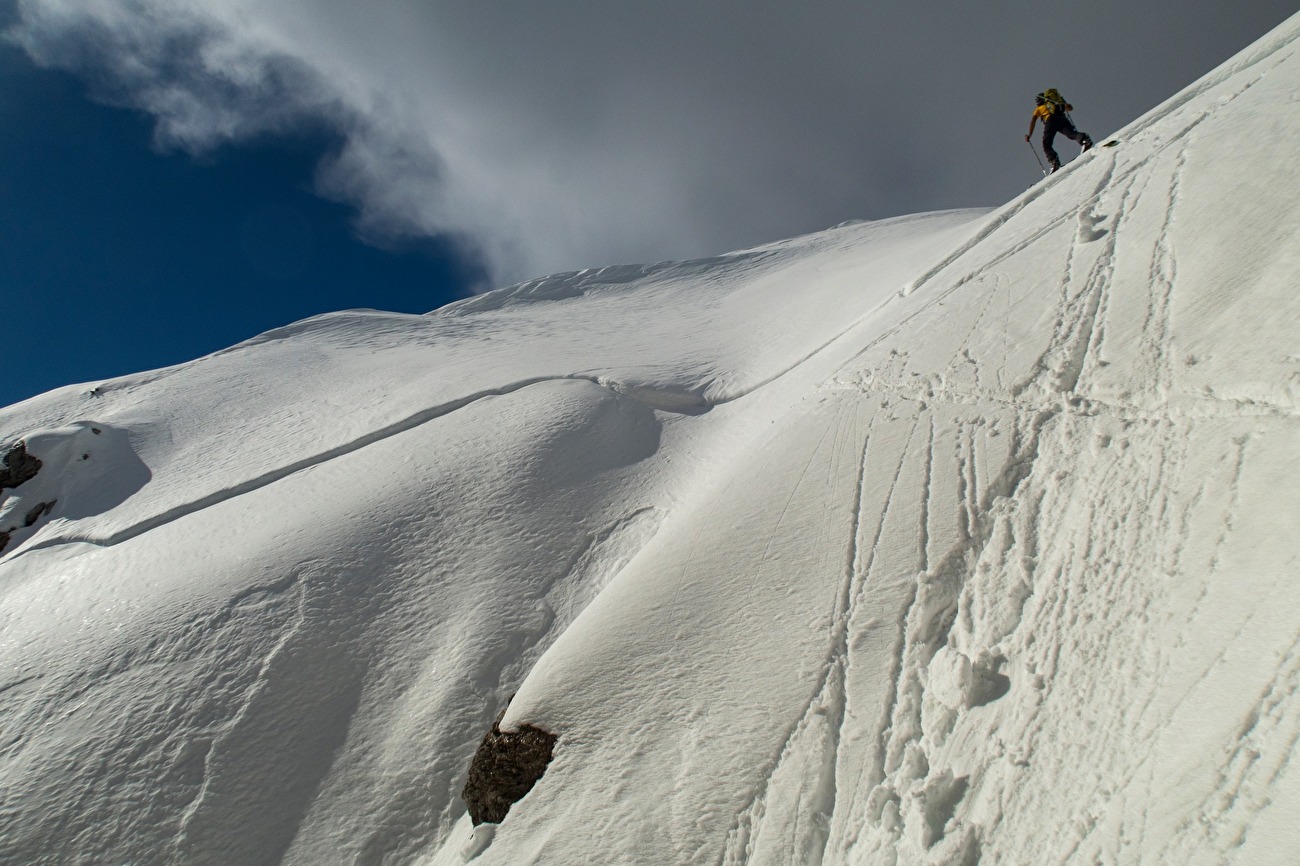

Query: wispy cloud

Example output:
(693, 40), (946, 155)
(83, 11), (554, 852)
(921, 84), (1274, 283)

(7, 2), (475, 264)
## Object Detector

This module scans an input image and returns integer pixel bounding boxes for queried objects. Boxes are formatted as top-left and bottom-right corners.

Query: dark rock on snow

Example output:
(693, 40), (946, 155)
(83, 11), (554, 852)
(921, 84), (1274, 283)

(24, 500), (56, 527)
(1, 442), (41, 490)
(462, 703), (557, 825)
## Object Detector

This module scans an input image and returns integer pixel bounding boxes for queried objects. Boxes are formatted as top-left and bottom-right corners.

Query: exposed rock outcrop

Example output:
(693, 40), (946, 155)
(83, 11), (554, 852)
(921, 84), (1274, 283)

(1, 442), (45, 554)
(1, 442), (41, 490)
(461, 704), (557, 825)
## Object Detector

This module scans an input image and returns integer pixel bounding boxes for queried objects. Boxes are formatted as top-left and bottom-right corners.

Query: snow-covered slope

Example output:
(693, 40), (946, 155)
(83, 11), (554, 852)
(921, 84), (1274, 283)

(3, 13), (1299, 865)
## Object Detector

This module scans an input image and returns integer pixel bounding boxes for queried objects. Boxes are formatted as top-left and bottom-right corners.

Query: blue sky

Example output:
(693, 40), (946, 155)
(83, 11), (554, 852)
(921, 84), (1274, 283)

(0, 41), (482, 408)
(1, 2), (1295, 411)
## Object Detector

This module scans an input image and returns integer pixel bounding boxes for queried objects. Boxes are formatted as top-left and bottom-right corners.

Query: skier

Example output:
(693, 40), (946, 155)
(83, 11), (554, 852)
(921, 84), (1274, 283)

(1026, 89), (1093, 172)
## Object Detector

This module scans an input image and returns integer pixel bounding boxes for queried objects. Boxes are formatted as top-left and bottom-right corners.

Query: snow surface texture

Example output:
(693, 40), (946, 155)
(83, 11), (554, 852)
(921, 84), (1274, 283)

(2, 14), (1299, 866)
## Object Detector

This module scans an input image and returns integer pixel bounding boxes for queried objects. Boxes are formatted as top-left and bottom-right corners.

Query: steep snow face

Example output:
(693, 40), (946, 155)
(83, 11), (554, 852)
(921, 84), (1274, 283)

(3, 13), (1299, 866)
(487, 18), (1300, 861)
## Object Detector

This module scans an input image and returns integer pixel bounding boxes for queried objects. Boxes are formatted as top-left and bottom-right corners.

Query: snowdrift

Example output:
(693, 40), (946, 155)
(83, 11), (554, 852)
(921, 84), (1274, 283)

(2, 13), (1299, 865)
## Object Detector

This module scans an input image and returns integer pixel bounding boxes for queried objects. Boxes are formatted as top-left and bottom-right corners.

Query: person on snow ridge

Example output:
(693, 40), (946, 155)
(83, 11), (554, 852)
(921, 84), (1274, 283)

(1026, 89), (1093, 172)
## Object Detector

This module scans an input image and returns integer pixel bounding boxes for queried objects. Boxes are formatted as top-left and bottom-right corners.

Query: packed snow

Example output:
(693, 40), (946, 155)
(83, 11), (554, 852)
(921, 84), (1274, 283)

(2, 13), (1299, 866)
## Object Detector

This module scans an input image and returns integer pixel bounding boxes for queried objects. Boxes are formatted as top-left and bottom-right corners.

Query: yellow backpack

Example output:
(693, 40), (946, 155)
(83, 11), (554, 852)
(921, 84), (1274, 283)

(1040, 88), (1069, 113)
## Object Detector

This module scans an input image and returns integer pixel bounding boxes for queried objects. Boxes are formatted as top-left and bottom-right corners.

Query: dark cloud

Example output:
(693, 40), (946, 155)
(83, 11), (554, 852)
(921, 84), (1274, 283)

(8, 1), (1297, 284)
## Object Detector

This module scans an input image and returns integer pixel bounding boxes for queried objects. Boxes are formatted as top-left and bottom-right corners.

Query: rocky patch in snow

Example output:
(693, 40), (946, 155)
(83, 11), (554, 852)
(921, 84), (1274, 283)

(0, 421), (151, 555)
(1, 440), (44, 552)
(1, 440), (41, 489)
(462, 703), (558, 826)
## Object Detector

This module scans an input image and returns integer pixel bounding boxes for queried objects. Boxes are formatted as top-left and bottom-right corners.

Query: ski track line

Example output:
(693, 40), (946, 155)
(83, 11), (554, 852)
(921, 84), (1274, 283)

(881, 33), (1292, 370)
(1007, 156), (1127, 398)
(1197, 636), (1300, 848)
(1056, 205), (1115, 394)
(716, 399), (864, 866)
(937, 270), (1001, 394)
(1151, 146), (1187, 401)
(804, 407), (878, 866)
(1075, 173), (1139, 383)
(1040, 190), (1095, 396)
(818, 411), (882, 860)
(833, 411), (929, 860)
(747, 405), (920, 866)
(862, 406), (1024, 858)
(1008, 202), (1086, 398)
(958, 420), (977, 549)
(919, 415), (937, 575)
(860, 411), (927, 793)
(1071, 168), (1142, 391)
(1206, 434), (1251, 576)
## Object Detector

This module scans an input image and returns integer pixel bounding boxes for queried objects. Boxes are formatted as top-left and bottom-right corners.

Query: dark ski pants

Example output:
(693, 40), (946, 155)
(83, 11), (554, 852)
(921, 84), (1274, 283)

(1041, 114), (1089, 170)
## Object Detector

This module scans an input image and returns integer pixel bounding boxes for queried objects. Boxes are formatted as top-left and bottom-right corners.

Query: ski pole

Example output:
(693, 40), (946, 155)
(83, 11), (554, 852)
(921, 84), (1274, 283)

(1027, 137), (1047, 175)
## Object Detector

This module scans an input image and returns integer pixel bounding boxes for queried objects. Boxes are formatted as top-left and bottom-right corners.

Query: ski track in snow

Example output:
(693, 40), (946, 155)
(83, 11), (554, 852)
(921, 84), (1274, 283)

(713, 29), (1300, 862)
